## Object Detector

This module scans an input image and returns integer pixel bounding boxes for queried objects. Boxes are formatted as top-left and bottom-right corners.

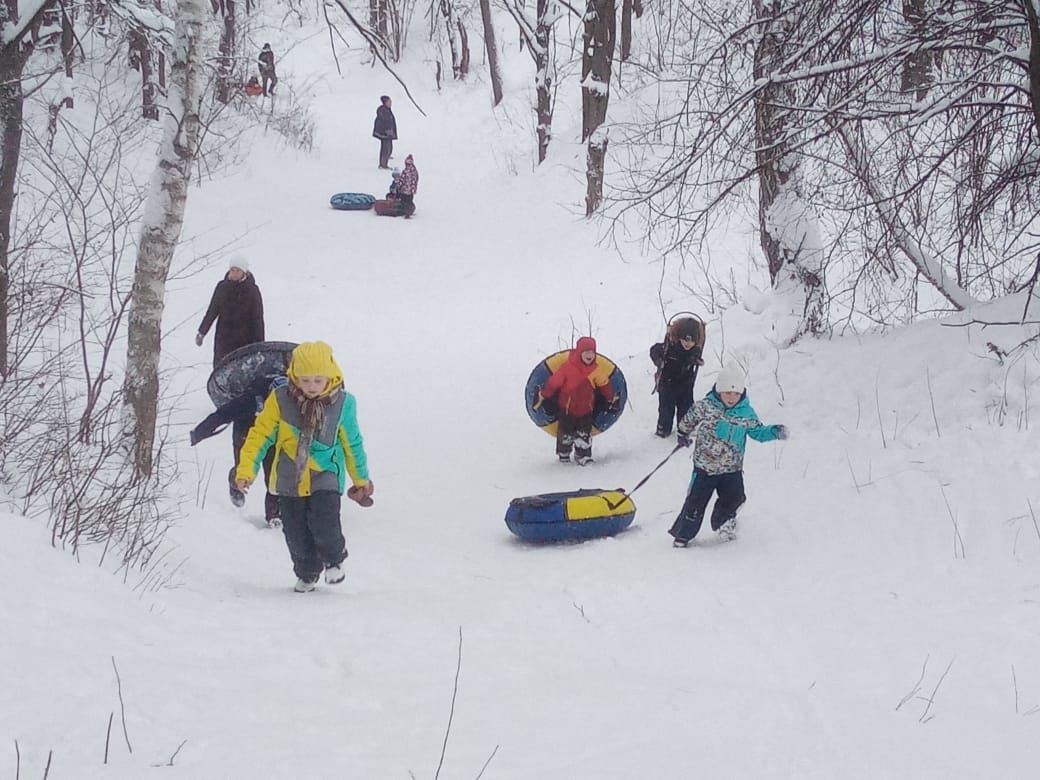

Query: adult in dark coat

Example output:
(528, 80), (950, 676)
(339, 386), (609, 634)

(372, 95), (397, 169)
(196, 257), (266, 367)
(258, 43), (277, 96)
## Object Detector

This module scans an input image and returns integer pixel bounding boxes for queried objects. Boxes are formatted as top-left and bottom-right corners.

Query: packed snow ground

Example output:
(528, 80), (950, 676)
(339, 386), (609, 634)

(4, 14), (1040, 780)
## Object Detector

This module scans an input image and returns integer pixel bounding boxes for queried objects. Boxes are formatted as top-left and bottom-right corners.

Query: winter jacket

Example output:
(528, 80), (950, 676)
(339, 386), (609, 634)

(541, 336), (617, 418)
(677, 391), (783, 475)
(398, 161), (419, 196)
(189, 375), (286, 446)
(373, 105), (397, 140)
(198, 272), (265, 364)
(650, 337), (702, 388)
(236, 384), (369, 497)
(258, 48), (276, 76)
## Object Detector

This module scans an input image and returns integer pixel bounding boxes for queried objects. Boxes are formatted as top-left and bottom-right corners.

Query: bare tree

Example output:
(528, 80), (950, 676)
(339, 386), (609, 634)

(611, 0), (1038, 332)
(582, 0), (615, 216)
(479, 0), (503, 105)
(503, 0), (562, 163)
(215, 0), (237, 103)
(752, 0), (825, 336)
(619, 0), (641, 61)
(123, 0), (206, 479)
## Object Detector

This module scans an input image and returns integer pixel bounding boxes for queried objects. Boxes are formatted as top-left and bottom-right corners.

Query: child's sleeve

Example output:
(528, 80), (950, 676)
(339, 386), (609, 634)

(649, 342), (665, 367)
(677, 399), (705, 436)
(337, 394), (370, 487)
(542, 367), (565, 397)
(235, 392), (280, 482)
(748, 423), (784, 443)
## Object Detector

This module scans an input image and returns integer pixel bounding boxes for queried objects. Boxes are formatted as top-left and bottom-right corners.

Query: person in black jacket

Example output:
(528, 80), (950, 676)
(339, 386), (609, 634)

(196, 257), (266, 367)
(372, 95), (397, 169)
(190, 374), (285, 525)
(650, 316), (705, 437)
(258, 43), (277, 96)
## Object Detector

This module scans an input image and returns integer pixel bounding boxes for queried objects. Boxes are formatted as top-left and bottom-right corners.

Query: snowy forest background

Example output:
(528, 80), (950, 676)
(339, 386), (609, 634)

(2, 0), (1040, 776)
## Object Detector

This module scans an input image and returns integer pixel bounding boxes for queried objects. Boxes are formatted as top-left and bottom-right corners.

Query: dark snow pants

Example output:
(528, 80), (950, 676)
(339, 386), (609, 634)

(398, 193), (415, 216)
(379, 138), (393, 168)
(656, 381), (695, 435)
(557, 413), (593, 459)
(231, 417), (277, 519)
(279, 491), (348, 581)
(668, 470), (746, 542)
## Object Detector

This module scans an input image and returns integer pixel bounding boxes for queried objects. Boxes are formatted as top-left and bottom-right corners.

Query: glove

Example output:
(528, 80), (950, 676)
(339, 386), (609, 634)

(195, 333), (204, 346)
(348, 481), (375, 507)
(677, 433), (692, 448)
(775, 424), (789, 440)
(537, 392), (557, 415)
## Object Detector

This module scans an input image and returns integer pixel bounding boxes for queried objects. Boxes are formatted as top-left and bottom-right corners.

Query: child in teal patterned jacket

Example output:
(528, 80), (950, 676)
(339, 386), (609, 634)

(669, 366), (787, 546)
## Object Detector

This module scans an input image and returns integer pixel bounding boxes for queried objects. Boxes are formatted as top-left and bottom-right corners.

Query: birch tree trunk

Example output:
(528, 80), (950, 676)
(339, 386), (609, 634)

(123, 0), (206, 478)
(582, 0), (615, 216)
(478, 0), (503, 105)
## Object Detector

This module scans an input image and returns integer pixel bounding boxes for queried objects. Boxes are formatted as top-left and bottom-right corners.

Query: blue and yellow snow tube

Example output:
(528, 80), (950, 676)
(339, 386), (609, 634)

(524, 351), (627, 436)
(505, 489), (636, 542)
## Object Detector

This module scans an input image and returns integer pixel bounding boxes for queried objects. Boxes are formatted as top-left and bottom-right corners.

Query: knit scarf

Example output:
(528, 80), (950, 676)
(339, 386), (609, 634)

(287, 382), (337, 488)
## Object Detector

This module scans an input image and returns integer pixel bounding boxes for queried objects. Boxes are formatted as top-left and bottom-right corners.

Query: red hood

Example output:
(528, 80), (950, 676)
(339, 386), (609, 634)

(568, 336), (598, 371)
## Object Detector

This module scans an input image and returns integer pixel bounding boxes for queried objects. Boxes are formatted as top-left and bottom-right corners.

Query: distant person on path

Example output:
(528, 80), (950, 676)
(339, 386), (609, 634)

(373, 95), (397, 169)
(536, 336), (619, 466)
(258, 43), (277, 96)
(190, 373), (286, 526)
(397, 154), (419, 217)
(235, 342), (374, 593)
(650, 316), (704, 438)
(196, 257), (266, 367)
(669, 366), (787, 547)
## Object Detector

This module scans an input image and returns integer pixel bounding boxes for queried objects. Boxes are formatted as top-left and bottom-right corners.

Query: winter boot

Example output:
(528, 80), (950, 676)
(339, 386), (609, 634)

(558, 453), (571, 463)
(717, 518), (738, 542)
(672, 537), (690, 548)
(655, 427), (671, 438)
(325, 564), (345, 585)
(293, 578), (318, 593)
(264, 494), (281, 528)
(574, 454), (594, 466)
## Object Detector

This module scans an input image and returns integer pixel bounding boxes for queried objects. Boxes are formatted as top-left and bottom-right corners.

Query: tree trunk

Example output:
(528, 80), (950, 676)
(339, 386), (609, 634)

(534, 0), (554, 163)
(457, 18), (470, 78)
(0, 38), (27, 379)
(752, 0), (825, 336)
(900, 0), (931, 100)
(620, 0), (632, 61)
(582, 0), (615, 215)
(1023, 0), (1040, 143)
(215, 0), (236, 103)
(478, 0), (503, 105)
(123, 0), (206, 479)
(129, 27), (159, 120)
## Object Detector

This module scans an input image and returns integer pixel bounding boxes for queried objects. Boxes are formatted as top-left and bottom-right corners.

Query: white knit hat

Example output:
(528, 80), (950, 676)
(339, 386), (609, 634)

(228, 255), (249, 272)
(714, 366), (746, 394)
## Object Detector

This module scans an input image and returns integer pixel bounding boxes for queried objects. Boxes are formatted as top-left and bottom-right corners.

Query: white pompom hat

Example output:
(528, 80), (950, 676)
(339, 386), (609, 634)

(228, 255), (249, 272)
(714, 366), (746, 394)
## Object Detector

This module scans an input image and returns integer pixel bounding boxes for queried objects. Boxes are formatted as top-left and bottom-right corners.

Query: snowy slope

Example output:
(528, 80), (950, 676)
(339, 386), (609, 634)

(4, 14), (1040, 780)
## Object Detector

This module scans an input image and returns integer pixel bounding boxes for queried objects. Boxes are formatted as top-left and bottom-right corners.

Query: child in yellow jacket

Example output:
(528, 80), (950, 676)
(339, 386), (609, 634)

(235, 341), (374, 592)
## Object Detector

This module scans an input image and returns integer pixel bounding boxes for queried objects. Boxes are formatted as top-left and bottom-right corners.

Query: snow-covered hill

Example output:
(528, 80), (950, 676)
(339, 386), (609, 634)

(3, 10), (1040, 779)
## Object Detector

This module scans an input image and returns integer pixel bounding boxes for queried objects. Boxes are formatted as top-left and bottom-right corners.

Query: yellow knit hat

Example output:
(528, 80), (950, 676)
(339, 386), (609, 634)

(287, 341), (343, 392)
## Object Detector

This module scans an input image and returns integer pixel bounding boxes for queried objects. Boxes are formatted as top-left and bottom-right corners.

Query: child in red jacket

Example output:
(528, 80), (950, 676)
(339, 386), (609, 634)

(537, 336), (619, 465)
